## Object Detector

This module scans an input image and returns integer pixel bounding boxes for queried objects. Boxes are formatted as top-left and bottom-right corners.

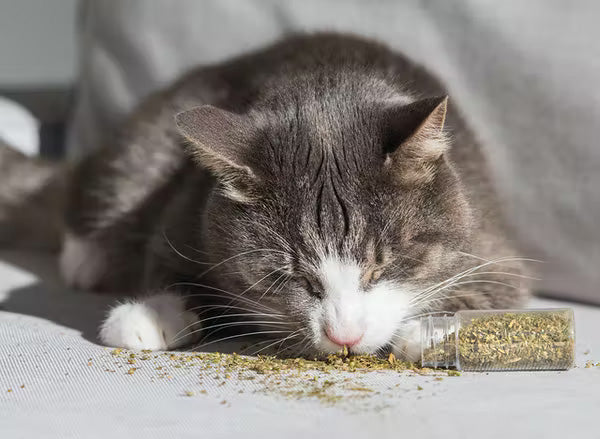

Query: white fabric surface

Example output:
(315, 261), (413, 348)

(0, 97), (39, 156)
(1, 250), (599, 439)
(67, 0), (600, 304)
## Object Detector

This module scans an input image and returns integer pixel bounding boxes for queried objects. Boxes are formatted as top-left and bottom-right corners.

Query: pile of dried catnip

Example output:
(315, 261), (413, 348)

(457, 311), (575, 370)
(104, 349), (456, 408)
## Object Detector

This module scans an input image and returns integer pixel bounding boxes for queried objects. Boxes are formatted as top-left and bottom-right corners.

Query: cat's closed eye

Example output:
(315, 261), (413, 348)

(301, 277), (323, 299)
(361, 268), (383, 288)
(371, 269), (383, 282)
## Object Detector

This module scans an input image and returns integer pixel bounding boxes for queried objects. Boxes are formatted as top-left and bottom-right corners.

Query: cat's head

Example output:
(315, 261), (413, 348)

(175, 95), (472, 357)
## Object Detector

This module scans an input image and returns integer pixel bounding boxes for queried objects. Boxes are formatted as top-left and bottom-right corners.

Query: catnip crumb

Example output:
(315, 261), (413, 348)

(348, 387), (374, 392)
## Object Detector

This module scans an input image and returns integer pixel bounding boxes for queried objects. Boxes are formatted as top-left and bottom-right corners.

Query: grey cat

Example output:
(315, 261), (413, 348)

(2, 34), (530, 358)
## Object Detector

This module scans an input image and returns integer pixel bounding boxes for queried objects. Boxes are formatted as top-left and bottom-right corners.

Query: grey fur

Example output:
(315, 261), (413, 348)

(0, 139), (66, 250)
(2, 33), (530, 354)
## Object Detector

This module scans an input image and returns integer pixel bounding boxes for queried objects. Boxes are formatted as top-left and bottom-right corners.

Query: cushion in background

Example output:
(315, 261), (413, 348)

(67, 0), (600, 303)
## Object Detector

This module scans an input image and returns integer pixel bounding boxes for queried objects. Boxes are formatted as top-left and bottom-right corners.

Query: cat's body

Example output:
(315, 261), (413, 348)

(8, 34), (531, 358)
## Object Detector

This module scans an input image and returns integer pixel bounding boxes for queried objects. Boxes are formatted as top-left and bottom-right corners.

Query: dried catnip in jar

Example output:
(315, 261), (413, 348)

(421, 309), (575, 371)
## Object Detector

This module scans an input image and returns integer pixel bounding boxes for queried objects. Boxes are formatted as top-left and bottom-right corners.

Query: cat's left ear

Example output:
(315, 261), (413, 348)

(175, 105), (259, 203)
(384, 96), (449, 185)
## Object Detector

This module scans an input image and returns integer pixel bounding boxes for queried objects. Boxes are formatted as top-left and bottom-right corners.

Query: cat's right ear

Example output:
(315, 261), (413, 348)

(175, 105), (258, 203)
(383, 96), (449, 185)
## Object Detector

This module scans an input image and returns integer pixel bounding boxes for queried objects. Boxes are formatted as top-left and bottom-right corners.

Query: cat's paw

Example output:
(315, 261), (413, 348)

(59, 233), (107, 290)
(99, 293), (201, 350)
(391, 320), (422, 362)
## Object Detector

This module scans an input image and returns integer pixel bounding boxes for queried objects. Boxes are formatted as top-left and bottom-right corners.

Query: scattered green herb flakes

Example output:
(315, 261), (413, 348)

(106, 349), (446, 408)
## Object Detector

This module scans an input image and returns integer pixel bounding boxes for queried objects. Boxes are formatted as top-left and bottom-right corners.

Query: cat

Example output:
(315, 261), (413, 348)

(2, 33), (531, 360)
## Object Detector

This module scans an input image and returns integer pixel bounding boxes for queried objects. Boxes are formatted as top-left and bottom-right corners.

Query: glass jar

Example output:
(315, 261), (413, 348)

(420, 309), (575, 371)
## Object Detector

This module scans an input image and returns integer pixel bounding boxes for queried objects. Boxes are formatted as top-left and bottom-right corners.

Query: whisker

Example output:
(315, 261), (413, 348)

(240, 267), (287, 298)
(408, 256), (536, 305)
(171, 283), (279, 312)
(238, 338), (280, 355)
(410, 279), (520, 309)
(251, 330), (303, 356)
(455, 270), (540, 281)
(415, 291), (492, 307)
(244, 221), (294, 253)
(409, 270), (533, 307)
(296, 337), (314, 357)
(458, 251), (545, 264)
(276, 334), (310, 356)
(162, 230), (212, 265)
(195, 248), (288, 280)
(397, 310), (455, 324)
(448, 279), (520, 290)
(174, 320), (296, 346)
(172, 311), (287, 342)
(179, 294), (280, 318)
(260, 274), (291, 301)
(218, 266), (287, 316)
(183, 244), (210, 256)
(190, 330), (294, 351)
(185, 303), (285, 318)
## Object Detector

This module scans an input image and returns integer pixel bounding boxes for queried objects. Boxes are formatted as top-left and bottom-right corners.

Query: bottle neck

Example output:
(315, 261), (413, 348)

(420, 315), (459, 369)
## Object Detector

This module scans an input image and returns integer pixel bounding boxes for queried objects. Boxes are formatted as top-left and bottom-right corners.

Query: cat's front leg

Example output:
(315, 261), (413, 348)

(391, 320), (422, 362)
(60, 233), (109, 291)
(99, 292), (201, 350)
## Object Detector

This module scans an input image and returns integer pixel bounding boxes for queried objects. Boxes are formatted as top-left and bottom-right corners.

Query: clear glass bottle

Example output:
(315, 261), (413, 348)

(420, 308), (575, 371)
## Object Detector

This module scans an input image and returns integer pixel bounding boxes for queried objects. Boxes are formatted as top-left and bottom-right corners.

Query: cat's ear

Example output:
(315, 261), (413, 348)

(175, 105), (258, 203)
(384, 96), (449, 185)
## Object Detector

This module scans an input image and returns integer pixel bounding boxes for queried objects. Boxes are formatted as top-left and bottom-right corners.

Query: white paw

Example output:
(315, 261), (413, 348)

(99, 293), (201, 351)
(392, 320), (422, 362)
(59, 233), (106, 290)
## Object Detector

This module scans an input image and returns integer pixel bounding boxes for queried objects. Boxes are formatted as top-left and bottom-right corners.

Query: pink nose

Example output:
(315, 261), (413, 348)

(325, 328), (363, 348)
